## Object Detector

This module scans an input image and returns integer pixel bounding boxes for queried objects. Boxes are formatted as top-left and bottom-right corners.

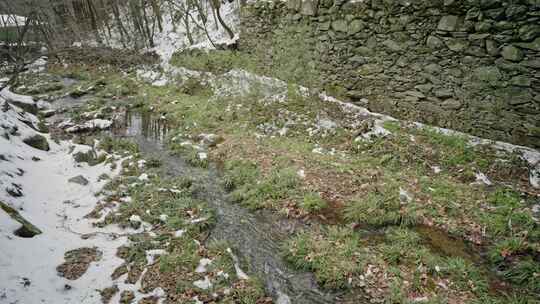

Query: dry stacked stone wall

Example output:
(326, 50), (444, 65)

(240, 0), (540, 148)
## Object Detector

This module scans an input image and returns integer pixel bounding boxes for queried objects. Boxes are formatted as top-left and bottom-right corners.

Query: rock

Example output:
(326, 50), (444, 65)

(438, 15), (460, 31)
(485, 8), (505, 20)
(445, 38), (470, 52)
(331, 20), (348, 32)
(434, 88), (454, 98)
(426, 36), (444, 49)
(521, 59), (540, 69)
(505, 5), (528, 20)
(346, 90), (363, 100)
(5, 183), (23, 197)
(197, 133), (223, 147)
(518, 24), (540, 42)
(485, 40), (499, 56)
(474, 66), (502, 85)
(319, 21), (330, 31)
(68, 175), (89, 186)
(510, 75), (531, 87)
(466, 7), (481, 20)
(357, 64), (383, 75)
(424, 63), (442, 75)
(355, 46), (374, 56)
(516, 37), (540, 51)
(1, 201), (42, 237)
(65, 119), (112, 133)
(469, 33), (489, 41)
(501, 45), (524, 62)
(287, 0), (301, 10)
(383, 39), (403, 52)
(405, 90), (426, 99)
(415, 84), (434, 94)
(475, 21), (493, 33)
(442, 99), (462, 110)
(23, 135), (50, 151)
(301, 0), (318, 16)
(348, 20), (364, 35)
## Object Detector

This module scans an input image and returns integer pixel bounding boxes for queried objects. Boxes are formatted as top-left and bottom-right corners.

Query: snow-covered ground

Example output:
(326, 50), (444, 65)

(0, 85), (162, 303)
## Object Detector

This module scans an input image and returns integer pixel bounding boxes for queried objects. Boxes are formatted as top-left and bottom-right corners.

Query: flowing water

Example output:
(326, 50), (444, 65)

(112, 110), (340, 304)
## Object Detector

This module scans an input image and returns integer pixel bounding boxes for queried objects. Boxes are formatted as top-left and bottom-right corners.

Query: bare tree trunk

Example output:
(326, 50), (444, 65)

(112, 0), (129, 48)
(150, 0), (163, 32)
(211, 0), (234, 39)
(86, 0), (102, 45)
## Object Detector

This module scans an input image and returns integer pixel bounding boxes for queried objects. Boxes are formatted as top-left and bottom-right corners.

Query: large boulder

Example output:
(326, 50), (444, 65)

(23, 134), (50, 151)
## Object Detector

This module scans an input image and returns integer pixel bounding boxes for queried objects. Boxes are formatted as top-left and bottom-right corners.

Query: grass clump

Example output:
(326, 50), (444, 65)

(344, 190), (420, 227)
(222, 160), (260, 192)
(98, 136), (139, 154)
(284, 227), (362, 289)
(481, 188), (535, 237)
(228, 165), (299, 210)
(223, 277), (267, 304)
(380, 227), (422, 264)
(416, 127), (481, 167)
(439, 257), (488, 293)
(171, 49), (255, 74)
(502, 257), (540, 293)
(299, 192), (328, 213)
(73, 149), (106, 166)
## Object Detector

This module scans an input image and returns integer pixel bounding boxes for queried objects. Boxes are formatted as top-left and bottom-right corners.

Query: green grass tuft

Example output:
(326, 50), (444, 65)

(300, 192), (328, 213)
(284, 227), (363, 290)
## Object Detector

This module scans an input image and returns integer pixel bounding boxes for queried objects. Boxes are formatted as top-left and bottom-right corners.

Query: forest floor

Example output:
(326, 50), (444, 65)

(0, 50), (539, 304)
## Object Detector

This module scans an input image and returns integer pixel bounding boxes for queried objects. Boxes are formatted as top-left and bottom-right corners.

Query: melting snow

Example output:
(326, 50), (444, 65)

(0, 96), (131, 303)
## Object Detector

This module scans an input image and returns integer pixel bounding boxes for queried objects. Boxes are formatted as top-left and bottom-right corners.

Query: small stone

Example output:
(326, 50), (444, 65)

(485, 40), (499, 56)
(469, 33), (489, 41)
(415, 84), (434, 94)
(501, 45), (524, 62)
(434, 88), (454, 98)
(405, 90), (425, 99)
(466, 7), (481, 20)
(331, 19), (348, 32)
(426, 36), (444, 49)
(475, 21), (492, 33)
(445, 38), (470, 52)
(505, 5), (528, 20)
(521, 59), (540, 69)
(319, 21), (330, 31)
(424, 63), (442, 75)
(509, 75), (531, 87)
(300, 0), (318, 16)
(438, 15), (460, 32)
(68, 175), (89, 186)
(485, 8), (505, 20)
(382, 39), (403, 52)
(357, 64), (382, 75)
(348, 19), (364, 35)
(355, 46), (374, 56)
(474, 66), (502, 85)
(518, 24), (540, 42)
(442, 99), (462, 110)
(516, 37), (540, 51)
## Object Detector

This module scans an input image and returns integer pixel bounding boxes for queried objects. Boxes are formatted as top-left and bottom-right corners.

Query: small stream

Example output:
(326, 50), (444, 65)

(45, 78), (513, 303)
(112, 110), (341, 304)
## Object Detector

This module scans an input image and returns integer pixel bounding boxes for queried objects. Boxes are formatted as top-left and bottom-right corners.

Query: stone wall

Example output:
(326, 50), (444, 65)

(240, 0), (540, 148)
